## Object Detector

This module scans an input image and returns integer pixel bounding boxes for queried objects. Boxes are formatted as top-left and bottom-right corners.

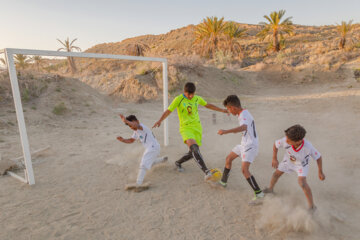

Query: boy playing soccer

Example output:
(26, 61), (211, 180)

(217, 95), (264, 205)
(263, 124), (325, 211)
(117, 114), (167, 192)
(153, 82), (227, 180)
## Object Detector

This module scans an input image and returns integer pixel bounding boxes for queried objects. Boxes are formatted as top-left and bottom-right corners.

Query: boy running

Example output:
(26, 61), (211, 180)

(153, 82), (227, 180)
(117, 114), (167, 192)
(217, 95), (264, 205)
(263, 124), (325, 211)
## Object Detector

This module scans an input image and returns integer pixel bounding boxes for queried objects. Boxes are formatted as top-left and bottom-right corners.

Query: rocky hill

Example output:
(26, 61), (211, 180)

(4, 23), (360, 102)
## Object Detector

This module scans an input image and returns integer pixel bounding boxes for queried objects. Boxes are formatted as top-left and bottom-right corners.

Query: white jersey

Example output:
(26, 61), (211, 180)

(238, 109), (258, 148)
(275, 137), (321, 168)
(132, 123), (160, 150)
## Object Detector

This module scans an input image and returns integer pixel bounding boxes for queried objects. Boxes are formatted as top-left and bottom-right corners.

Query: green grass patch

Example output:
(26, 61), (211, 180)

(52, 102), (67, 115)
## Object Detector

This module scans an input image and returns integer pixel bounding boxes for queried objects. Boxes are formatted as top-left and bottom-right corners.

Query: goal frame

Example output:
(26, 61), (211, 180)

(0, 48), (169, 185)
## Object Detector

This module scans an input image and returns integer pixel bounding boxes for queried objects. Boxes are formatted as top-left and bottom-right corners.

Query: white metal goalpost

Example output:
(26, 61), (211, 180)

(1, 48), (169, 185)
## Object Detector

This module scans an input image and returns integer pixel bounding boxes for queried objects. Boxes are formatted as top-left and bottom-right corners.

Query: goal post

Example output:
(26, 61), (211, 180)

(1, 48), (169, 185)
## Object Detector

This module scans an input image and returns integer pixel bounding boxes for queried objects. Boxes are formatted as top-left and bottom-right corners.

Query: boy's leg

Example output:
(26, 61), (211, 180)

(219, 151), (238, 186)
(186, 139), (209, 174)
(175, 150), (193, 171)
(152, 156), (168, 167)
(298, 176), (315, 209)
(136, 166), (147, 185)
(264, 170), (284, 193)
(125, 166), (150, 192)
(126, 150), (157, 192)
(242, 161), (262, 195)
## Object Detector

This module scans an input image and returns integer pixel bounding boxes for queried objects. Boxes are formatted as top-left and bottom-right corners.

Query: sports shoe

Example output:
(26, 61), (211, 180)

(160, 156), (168, 163)
(262, 187), (274, 194)
(248, 191), (265, 206)
(124, 183), (137, 191)
(204, 170), (214, 181)
(175, 161), (184, 172)
(134, 183), (150, 192)
(125, 182), (150, 192)
(216, 180), (227, 188)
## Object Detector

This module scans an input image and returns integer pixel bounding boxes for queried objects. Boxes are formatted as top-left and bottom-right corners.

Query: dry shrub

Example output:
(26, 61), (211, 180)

(0, 71), (60, 103)
(169, 55), (204, 70)
(110, 76), (159, 102)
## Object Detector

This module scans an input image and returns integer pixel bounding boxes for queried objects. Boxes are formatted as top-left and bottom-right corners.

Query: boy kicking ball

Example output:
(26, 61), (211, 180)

(263, 124), (325, 212)
(153, 82), (227, 181)
(217, 95), (264, 205)
(117, 114), (167, 192)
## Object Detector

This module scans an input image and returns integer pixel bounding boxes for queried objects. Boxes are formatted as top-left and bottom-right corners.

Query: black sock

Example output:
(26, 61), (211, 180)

(221, 167), (231, 183)
(246, 175), (262, 194)
(175, 151), (193, 165)
(190, 144), (208, 173)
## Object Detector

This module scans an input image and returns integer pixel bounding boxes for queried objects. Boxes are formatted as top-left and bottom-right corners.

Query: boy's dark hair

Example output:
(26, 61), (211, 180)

(125, 115), (138, 122)
(184, 82), (196, 94)
(223, 95), (241, 108)
(285, 124), (306, 142)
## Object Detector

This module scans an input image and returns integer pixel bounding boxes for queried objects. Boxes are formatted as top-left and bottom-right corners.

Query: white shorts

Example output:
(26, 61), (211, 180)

(141, 146), (160, 170)
(232, 145), (258, 163)
(278, 158), (309, 177)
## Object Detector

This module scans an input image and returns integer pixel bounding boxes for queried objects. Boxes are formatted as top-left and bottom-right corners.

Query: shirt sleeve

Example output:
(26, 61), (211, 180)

(275, 137), (286, 149)
(131, 131), (138, 140)
(197, 96), (207, 106)
(239, 111), (251, 126)
(309, 144), (321, 160)
(167, 95), (182, 112)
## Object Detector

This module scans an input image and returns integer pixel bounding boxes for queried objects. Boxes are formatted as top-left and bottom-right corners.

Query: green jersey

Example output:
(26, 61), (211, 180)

(168, 94), (207, 128)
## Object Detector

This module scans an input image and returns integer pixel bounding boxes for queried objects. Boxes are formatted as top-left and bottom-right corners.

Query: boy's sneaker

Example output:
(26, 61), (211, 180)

(216, 180), (227, 188)
(161, 156), (168, 163)
(125, 182), (150, 192)
(248, 191), (265, 206)
(204, 170), (214, 181)
(175, 161), (184, 172)
(134, 183), (150, 192)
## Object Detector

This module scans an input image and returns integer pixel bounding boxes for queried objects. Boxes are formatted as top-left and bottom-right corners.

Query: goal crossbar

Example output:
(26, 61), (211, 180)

(2, 48), (169, 185)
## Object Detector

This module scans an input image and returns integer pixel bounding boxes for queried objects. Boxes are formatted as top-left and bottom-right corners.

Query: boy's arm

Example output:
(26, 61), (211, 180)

(117, 136), (136, 144)
(153, 110), (172, 128)
(204, 103), (228, 114)
(316, 156), (325, 180)
(218, 124), (247, 135)
(119, 114), (143, 130)
(272, 143), (279, 169)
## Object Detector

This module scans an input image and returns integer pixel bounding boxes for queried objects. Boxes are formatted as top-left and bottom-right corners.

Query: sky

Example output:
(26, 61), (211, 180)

(0, 0), (359, 52)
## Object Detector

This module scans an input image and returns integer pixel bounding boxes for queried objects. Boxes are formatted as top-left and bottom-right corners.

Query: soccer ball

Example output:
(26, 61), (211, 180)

(209, 168), (222, 182)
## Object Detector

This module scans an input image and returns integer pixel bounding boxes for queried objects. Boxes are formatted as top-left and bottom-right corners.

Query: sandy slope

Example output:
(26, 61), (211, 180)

(1, 82), (360, 239)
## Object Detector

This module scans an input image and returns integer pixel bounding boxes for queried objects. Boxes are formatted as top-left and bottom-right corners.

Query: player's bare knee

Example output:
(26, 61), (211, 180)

(298, 178), (307, 189)
(242, 167), (249, 176)
(226, 156), (233, 164)
(273, 171), (281, 179)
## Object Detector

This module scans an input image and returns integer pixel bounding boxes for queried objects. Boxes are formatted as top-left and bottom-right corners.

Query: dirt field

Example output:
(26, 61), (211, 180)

(1, 73), (359, 240)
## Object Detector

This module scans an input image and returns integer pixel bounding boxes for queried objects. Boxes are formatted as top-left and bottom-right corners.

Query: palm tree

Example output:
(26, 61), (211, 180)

(257, 10), (294, 52)
(57, 38), (81, 73)
(223, 22), (246, 58)
(125, 43), (149, 56)
(194, 16), (227, 58)
(14, 54), (30, 69)
(337, 20), (353, 49)
(32, 56), (43, 71)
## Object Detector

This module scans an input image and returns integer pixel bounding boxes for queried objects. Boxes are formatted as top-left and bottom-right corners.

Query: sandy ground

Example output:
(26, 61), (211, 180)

(1, 83), (360, 240)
